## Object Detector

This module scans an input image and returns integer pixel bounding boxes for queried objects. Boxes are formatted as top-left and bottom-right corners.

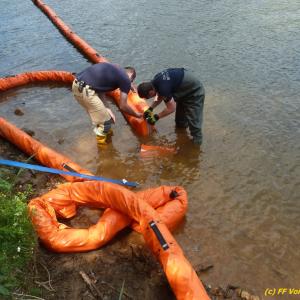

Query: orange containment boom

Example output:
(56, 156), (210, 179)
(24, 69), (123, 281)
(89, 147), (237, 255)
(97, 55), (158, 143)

(0, 118), (210, 299)
(0, 69), (151, 136)
(31, 0), (153, 136)
(0, 117), (92, 182)
(0, 118), (187, 233)
(0, 70), (74, 92)
(29, 181), (210, 299)
(140, 144), (178, 156)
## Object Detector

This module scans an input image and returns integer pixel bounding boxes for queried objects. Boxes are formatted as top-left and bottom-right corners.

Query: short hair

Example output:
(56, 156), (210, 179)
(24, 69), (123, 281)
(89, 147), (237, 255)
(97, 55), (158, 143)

(137, 82), (154, 99)
(124, 66), (136, 81)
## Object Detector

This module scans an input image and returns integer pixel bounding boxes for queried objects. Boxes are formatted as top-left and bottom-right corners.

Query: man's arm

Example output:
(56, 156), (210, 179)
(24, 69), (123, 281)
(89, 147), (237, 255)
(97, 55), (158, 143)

(156, 98), (176, 119)
(149, 95), (163, 109)
(119, 91), (142, 118)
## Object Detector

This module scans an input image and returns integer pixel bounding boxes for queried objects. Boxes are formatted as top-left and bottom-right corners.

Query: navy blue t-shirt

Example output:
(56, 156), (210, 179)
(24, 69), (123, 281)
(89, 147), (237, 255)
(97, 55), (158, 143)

(151, 68), (184, 102)
(76, 62), (131, 94)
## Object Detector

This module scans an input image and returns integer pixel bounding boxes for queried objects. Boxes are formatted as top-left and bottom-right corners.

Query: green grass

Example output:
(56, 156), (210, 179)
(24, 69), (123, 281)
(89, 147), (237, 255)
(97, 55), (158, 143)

(118, 280), (125, 300)
(0, 167), (37, 298)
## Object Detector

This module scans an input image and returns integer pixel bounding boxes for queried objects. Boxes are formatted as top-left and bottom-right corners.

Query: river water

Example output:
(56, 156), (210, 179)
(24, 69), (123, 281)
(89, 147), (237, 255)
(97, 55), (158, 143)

(1, 0), (299, 297)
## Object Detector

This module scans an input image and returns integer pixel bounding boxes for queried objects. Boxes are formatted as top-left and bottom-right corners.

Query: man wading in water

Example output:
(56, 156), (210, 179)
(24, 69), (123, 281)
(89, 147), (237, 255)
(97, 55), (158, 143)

(137, 68), (205, 146)
(72, 62), (142, 146)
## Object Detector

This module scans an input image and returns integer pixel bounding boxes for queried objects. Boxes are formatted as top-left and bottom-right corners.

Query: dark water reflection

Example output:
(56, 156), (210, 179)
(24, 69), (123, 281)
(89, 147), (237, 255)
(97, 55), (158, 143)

(1, 0), (300, 296)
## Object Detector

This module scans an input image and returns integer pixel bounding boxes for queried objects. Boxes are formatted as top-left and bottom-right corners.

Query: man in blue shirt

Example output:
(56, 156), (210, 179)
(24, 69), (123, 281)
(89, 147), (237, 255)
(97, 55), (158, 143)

(137, 68), (205, 145)
(72, 62), (142, 145)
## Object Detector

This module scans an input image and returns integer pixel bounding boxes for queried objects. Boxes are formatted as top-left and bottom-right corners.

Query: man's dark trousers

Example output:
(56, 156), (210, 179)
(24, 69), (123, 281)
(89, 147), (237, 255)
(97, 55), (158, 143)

(174, 70), (205, 145)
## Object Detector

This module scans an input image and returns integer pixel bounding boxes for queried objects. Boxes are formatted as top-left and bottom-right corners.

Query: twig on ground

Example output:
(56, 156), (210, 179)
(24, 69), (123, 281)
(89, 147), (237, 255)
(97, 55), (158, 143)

(80, 271), (103, 299)
(35, 261), (55, 292)
(12, 292), (46, 300)
(35, 280), (54, 292)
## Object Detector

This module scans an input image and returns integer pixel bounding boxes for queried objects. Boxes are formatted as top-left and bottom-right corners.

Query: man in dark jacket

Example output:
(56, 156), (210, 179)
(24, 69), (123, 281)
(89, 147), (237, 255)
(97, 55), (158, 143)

(72, 62), (142, 145)
(137, 68), (205, 145)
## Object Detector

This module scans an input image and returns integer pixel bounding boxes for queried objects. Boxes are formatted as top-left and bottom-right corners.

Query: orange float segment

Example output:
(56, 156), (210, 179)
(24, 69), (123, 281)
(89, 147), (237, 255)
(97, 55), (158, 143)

(0, 71), (152, 137)
(108, 89), (152, 136)
(141, 222), (210, 300)
(0, 117), (207, 298)
(28, 198), (132, 252)
(0, 71), (152, 136)
(28, 181), (187, 251)
(140, 144), (178, 156)
(133, 186), (187, 232)
(0, 118), (187, 235)
(32, 0), (106, 64)
(0, 118), (135, 234)
(0, 70), (74, 92)
(32, 0), (154, 136)
(28, 180), (209, 299)
(0, 117), (92, 182)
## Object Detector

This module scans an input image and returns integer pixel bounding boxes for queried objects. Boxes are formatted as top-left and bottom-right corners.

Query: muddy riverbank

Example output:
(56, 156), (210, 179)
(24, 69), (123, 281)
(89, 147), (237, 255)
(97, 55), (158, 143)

(1, 136), (260, 300)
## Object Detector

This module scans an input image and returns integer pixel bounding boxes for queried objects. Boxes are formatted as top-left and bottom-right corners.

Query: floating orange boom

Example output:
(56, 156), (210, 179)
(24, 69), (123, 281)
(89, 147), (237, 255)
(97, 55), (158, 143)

(31, 0), (153, 136)
(0, 71), (74, 92)
(140, 144), (178, 156)
(0, 69), (151, 136)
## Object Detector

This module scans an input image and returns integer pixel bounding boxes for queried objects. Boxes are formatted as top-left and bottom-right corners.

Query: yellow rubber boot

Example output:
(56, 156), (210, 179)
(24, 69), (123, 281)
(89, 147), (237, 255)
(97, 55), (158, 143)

(96, 129), (113, 146)
(96, 134), (108, 146)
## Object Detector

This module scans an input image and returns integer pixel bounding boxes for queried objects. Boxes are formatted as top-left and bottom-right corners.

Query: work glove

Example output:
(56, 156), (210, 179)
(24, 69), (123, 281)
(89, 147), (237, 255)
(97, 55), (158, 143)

(143, 107), (153, 119)
(146, 114), (159, 125)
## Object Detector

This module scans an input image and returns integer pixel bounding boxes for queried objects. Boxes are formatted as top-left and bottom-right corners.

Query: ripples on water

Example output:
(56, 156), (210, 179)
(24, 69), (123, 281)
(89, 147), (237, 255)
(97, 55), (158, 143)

(0, 0), (299, 296)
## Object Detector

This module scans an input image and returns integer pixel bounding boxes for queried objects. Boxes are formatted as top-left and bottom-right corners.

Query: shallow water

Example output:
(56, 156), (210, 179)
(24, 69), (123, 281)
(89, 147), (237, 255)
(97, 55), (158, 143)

(1, 0), (300, 296)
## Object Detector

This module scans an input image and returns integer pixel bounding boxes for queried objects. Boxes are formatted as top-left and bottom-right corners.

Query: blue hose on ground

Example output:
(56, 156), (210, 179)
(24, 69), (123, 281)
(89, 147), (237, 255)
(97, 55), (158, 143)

(0, 159), (138, 187)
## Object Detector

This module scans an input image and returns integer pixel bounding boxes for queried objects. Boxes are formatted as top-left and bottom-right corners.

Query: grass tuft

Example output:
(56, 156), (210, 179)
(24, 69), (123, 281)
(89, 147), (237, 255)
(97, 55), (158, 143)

(0, 166), (37, 298)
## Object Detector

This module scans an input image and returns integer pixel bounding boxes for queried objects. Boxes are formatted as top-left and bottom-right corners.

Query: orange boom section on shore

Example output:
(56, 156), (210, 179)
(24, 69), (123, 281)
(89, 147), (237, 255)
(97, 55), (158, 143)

(29, 180), (209, 300)
(0, 118), (210, 299)
(0, 117), (92, 182)
(31, 0), (152, 136)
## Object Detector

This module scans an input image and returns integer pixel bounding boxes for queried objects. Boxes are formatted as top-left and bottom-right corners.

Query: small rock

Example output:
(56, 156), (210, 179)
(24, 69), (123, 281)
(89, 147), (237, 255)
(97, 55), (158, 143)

(239, 290), (251, 300)
(224, 284), (239, 298)
(14, 108), (24, 116)
(210, 287), (224, 296)
(57, 138), (65, 144)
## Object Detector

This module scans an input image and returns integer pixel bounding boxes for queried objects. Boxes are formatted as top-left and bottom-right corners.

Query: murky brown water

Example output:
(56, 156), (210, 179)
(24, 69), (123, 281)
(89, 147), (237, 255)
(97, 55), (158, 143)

(1, 0), (299, 297)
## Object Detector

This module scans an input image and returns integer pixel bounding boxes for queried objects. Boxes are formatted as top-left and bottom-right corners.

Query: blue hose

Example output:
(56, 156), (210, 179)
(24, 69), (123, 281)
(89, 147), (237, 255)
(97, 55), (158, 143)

(0, 159), (138, 187)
